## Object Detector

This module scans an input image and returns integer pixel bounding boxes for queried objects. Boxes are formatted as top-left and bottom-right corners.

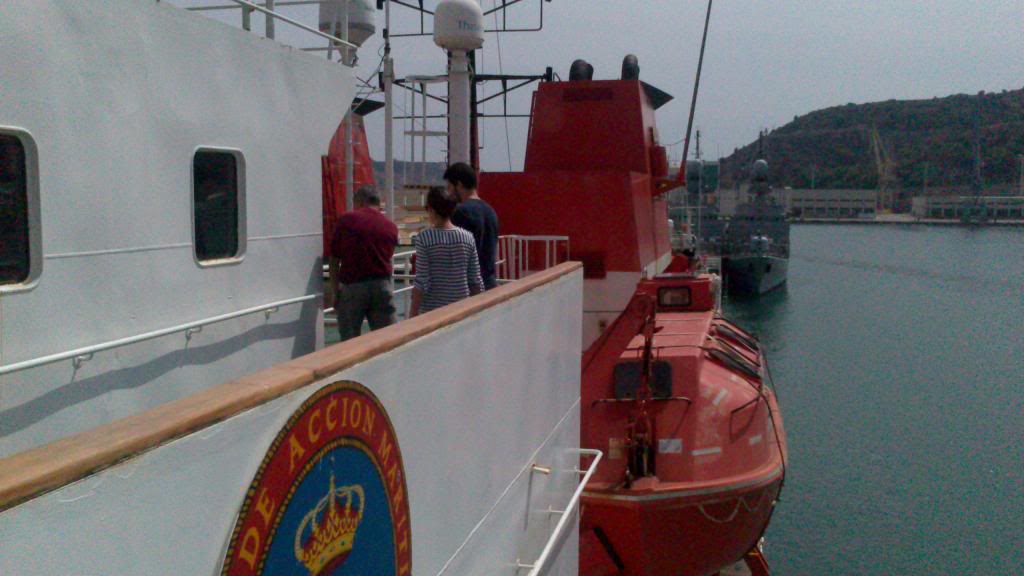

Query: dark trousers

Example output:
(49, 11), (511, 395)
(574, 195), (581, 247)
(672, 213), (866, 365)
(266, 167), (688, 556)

(336, 278), (396, 341)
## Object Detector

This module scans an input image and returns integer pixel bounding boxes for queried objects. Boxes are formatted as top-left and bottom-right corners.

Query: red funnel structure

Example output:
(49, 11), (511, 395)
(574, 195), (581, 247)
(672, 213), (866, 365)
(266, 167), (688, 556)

(483, 79), (675, 349)
(322, 106), (378, 258)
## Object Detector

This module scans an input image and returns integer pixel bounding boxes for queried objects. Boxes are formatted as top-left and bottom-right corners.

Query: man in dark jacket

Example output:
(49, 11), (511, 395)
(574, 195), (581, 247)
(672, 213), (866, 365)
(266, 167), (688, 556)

(446, 162), (500, 289)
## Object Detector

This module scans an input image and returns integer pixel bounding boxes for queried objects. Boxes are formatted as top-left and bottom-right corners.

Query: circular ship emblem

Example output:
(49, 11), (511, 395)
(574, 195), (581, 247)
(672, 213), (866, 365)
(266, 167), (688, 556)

(222, 381), (412, 576)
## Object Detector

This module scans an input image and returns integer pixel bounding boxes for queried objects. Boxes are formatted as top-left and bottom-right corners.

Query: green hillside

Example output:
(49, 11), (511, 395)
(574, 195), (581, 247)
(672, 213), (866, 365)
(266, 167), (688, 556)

(720, 88), (1024, 190)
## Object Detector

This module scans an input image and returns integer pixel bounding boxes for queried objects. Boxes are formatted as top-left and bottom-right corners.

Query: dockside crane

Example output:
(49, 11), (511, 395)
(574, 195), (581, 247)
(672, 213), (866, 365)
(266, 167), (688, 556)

(869, 125), (897, 213)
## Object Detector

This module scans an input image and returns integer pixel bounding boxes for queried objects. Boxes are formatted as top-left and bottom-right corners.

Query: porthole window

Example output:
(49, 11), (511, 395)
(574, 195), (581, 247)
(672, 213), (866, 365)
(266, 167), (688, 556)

(193, 149), (245, 264)
(0, 129), (40, 291)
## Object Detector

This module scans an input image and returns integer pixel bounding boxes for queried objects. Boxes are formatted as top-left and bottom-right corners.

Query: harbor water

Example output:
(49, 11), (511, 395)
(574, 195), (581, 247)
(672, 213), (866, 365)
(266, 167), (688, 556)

(725, 224), (1024, 575)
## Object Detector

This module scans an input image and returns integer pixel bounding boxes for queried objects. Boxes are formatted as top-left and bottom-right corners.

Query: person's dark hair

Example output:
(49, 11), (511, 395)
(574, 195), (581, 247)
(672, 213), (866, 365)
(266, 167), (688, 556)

(443, 162), (478, 191)
(353, 186), (381, 207)
(426, 186), (458, 220)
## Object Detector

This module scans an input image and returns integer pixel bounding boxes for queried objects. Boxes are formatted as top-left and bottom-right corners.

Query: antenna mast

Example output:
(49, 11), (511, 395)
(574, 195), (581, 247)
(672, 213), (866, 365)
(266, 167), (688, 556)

(680, 0), (714, 176)
(972, 93), (983, 196)
(384, 0), (550, 175)
(384, 0), (395, 218)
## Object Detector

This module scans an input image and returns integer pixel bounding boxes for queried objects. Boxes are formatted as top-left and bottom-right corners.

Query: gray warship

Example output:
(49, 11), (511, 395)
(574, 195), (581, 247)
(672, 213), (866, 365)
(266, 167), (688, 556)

(720, 158), (789, 295)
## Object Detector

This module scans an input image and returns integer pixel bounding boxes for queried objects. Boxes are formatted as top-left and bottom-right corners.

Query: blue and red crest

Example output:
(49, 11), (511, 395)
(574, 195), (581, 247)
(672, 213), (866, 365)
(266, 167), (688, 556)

(222, 381), (412, 576)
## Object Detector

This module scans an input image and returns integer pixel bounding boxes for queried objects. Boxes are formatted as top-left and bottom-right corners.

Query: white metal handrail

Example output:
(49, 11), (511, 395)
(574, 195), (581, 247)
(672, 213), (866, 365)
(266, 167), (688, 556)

(0, 294), (317, 377)
(188, 0), (321, 9)
(517, 448), (603, 576)
(498, 235), (570, 282)
(186, 0), (358, 52)
(325, 236), (568, 321)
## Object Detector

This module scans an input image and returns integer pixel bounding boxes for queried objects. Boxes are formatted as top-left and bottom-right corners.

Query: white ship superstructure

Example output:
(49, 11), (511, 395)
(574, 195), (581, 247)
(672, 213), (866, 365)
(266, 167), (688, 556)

(0, 0), (356, 457)
(0, 2), (589, 574)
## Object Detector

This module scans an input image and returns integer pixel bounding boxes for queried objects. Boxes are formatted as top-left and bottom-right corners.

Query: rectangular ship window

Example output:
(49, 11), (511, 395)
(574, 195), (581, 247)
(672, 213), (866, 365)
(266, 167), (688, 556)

(193, 149), (245, 264)
(0, 133), (30, 285)
(658, 286), (692, 308)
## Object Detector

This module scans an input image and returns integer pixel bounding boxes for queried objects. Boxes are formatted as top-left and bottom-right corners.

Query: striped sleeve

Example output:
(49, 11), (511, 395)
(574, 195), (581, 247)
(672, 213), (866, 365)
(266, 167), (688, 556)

(413, 233), (430, 293)
(466, 238), (483, 293)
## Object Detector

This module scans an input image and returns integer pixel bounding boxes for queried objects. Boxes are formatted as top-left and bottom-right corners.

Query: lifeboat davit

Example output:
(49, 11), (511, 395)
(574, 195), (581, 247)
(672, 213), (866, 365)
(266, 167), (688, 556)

(482, 58), (787, 575)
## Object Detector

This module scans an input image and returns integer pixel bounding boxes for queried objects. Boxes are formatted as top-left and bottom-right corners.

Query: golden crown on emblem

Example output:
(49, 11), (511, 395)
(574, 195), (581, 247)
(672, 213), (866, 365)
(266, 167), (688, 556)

(294, 475), (365, 575)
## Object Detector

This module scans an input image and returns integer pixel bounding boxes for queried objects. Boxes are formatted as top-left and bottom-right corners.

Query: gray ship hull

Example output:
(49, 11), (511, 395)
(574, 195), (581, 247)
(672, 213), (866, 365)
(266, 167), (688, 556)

(724, 254), (788, 295)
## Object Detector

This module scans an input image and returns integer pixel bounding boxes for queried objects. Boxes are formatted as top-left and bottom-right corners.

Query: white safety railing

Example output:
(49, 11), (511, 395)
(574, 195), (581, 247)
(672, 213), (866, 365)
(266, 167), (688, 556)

(325, 235), (570, 324)
(497, 235), (570, 283)
(184, 0), (358, 63)
(391, 249), (416, 320)
(0, 294), (318, 376)
(516, 448), (603, 576)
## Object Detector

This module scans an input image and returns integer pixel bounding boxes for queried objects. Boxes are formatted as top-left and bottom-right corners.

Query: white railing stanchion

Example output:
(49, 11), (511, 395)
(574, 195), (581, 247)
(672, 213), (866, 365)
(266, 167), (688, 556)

(493, 235), (569, 283)
(186, 0), (359, 59)
(517, 448), (603, 576)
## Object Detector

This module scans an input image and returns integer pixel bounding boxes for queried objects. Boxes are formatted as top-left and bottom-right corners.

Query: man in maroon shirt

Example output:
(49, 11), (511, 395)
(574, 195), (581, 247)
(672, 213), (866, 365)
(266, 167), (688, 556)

(329, 187), (399, 341)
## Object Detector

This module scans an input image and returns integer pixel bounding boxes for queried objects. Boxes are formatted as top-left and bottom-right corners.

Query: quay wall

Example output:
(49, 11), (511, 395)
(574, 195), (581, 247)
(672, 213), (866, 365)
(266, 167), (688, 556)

(793, 218), (1024, 227)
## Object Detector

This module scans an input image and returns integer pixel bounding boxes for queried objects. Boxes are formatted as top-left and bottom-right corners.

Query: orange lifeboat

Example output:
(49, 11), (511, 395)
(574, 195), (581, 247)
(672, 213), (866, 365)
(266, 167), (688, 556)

(578, 270), (787, 575)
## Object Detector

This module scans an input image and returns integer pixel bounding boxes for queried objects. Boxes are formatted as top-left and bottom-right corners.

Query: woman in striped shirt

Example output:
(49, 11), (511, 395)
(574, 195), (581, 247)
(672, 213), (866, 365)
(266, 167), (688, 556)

(409, 187), (484, 316)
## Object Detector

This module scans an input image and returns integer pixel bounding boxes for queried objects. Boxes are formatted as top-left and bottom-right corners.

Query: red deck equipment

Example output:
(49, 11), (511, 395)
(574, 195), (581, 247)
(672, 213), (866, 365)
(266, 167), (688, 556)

(483, 80), (672, 278)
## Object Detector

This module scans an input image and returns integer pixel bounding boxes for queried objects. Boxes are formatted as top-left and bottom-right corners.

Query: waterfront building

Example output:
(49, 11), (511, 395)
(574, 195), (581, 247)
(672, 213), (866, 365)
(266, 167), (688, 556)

(720, 188), (876, 219)
(911, 195), (1024, 220)
(786, 189), (877, 219)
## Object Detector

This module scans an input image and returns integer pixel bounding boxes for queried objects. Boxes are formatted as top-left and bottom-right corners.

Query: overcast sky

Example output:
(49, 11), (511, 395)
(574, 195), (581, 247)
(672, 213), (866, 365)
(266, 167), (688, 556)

(174, 0), (1024, 172)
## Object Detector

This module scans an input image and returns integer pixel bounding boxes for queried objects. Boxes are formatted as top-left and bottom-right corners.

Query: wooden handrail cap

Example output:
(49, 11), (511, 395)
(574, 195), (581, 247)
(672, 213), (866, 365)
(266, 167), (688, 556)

(0, 261), (582, 511)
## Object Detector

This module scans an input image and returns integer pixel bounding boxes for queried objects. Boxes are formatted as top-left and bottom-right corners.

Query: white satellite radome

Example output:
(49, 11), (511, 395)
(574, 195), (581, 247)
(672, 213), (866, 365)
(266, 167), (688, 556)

(753, 159), (769, 179)
(319, 0), (376, 48)
(433, 0), (485, 52)
(433, 0), (484, 165)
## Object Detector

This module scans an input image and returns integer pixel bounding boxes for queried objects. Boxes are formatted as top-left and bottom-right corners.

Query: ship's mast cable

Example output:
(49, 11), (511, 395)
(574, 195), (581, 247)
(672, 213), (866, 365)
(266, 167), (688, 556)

(680, 0), (713, 172)
(491, 0), (514, 171)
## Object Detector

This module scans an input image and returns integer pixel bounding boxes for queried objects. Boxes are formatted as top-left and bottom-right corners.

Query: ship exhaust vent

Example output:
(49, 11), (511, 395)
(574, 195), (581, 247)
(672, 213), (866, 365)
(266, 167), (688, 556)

(621, 54), (640, 80)
(569, 59), (594, 81)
